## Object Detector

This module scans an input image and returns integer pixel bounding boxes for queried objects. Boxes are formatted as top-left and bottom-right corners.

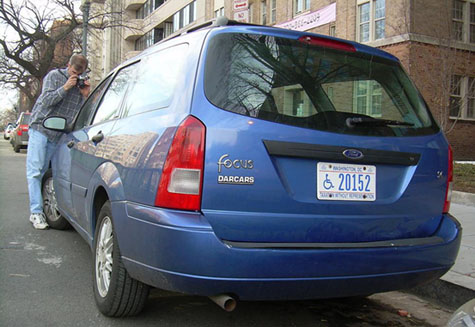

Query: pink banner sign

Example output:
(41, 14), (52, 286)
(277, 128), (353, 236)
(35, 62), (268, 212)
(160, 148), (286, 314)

(275, 3), (336, 32)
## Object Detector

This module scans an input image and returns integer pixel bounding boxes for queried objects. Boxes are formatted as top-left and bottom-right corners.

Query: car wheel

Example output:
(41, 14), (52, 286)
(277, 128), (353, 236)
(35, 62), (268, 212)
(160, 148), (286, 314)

(93, 201), (150, 317)
(42, 169), (70, 230)
(13, 142), (20, 152)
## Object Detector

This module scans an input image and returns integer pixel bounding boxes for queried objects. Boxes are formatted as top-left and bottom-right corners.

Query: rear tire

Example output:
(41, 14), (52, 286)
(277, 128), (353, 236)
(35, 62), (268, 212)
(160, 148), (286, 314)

(42, 169), (70, 230)
(13, 142), (20, 152)
(93, 201), (150, 317)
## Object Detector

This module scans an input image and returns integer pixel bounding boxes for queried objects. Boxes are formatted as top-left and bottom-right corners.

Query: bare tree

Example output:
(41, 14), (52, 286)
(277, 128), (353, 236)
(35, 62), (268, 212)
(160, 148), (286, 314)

(0, 0), (137, 111)
(0, 107), (18, 128)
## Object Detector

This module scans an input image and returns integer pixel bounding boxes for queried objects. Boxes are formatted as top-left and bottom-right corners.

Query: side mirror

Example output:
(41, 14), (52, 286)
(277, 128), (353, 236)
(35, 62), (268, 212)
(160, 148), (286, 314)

(43, 116), (68, 132)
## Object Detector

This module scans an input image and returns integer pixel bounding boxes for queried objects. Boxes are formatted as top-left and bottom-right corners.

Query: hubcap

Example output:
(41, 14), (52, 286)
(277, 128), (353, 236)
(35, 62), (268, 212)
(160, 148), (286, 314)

(95, 216), (113, 298)
(42, 177), (61, 222)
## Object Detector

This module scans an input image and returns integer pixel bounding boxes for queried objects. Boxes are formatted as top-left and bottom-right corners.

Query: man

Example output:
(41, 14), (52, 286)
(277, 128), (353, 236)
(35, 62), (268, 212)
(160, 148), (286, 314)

(26, 54), (91, 230)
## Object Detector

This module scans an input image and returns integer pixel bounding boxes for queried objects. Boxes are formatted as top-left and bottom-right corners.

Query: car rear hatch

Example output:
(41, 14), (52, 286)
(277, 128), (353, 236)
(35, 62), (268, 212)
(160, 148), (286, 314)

(194, 28), (449, 244)
(19, 113), (30, 142)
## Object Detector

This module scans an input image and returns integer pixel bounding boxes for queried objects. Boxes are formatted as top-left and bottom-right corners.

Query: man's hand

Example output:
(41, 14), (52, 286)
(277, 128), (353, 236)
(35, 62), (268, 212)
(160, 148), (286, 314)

(63, 74), (78, 91)
(79, 80), (91, 99)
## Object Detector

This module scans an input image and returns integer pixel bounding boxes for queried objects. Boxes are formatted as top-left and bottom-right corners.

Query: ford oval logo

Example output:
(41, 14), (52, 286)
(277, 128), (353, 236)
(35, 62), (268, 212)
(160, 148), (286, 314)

(343, 149), (364, 159)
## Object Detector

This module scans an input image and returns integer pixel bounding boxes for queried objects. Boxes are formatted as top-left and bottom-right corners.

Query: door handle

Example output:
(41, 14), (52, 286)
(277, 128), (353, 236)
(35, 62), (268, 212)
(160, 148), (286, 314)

(91, 131), (104, 144)
(67, 140), (75, 148)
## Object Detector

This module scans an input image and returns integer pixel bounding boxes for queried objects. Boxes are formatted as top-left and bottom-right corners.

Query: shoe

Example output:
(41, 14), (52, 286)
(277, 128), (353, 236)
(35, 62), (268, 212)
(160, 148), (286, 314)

(29, 213), (49, 230)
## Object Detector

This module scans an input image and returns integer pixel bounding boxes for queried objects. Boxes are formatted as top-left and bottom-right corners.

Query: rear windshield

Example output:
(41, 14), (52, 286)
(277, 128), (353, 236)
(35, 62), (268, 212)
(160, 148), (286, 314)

(204, 33), (438, 137)
(20, 114), (30, 125)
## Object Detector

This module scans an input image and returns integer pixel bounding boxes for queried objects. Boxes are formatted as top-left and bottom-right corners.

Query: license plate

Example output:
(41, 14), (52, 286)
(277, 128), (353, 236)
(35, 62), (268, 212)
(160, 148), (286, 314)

(317, 162), (376, 201)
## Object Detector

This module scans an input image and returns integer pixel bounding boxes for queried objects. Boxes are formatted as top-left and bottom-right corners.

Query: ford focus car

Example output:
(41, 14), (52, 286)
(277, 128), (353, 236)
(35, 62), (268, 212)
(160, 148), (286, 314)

(3, 123), (14, 140)
(42, 18), (461, 317)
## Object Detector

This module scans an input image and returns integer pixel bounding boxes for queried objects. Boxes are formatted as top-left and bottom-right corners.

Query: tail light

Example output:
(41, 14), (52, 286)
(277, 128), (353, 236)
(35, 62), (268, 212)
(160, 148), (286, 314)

(17, 125), (28, 136)
(443, 145), (453, 214)
(155, 116), (205, 211)
(298, 36), (356, 52)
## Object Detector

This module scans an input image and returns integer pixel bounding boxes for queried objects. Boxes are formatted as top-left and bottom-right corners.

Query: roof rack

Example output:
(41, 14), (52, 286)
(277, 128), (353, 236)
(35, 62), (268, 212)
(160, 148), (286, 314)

(151, 17), (262, 49)
(182, 16), (262, 35)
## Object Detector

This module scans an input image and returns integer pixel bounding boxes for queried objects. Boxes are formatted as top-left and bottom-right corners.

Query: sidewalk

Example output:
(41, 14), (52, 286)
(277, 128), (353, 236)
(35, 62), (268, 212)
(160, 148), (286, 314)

(408, 191), (475, 309)
(444, 198), (475, 290)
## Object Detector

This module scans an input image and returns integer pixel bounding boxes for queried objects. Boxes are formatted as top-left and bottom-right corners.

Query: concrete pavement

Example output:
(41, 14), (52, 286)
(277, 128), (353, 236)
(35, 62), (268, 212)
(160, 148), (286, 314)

(409, 192), (475, 310)
(444, 200), (475, 290)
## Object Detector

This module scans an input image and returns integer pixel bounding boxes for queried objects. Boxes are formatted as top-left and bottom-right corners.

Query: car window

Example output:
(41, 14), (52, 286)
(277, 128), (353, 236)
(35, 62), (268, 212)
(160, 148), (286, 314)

(92, 63), (138, 125)
(205, 33), (438, 137)
(20, 114), (30, 125)
(122, 44), (188, 117)
(74, 76), (112, 131)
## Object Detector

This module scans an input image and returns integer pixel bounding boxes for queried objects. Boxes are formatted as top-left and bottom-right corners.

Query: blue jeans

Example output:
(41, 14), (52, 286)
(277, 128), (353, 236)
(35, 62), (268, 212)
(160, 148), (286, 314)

(26, 129), (58, 214)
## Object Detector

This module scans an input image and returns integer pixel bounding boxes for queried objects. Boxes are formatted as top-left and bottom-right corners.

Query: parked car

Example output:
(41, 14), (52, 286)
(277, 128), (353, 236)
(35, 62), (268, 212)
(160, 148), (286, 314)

(42, 18), (461, 317)
(3, 123), (14, 140)
(11, 112), (30, 152)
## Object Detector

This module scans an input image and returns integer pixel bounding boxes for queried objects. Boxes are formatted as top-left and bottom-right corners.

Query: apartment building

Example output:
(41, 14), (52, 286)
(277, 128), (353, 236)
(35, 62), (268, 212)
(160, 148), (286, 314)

(90, 0), (474, 159)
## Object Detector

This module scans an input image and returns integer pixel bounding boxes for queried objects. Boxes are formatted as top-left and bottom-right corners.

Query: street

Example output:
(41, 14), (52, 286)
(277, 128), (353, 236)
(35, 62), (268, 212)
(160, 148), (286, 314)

(0, 139), (454, 327)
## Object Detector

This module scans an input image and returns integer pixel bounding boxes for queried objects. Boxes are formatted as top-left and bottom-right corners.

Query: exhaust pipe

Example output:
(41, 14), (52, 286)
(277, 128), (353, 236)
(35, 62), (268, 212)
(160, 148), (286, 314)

(209, 294), (237, 312)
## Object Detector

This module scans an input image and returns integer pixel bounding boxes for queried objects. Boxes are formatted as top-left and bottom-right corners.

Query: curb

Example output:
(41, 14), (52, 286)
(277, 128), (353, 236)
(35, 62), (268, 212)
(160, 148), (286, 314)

(452, 191), (475, 207)
(406, 279), (475, 310)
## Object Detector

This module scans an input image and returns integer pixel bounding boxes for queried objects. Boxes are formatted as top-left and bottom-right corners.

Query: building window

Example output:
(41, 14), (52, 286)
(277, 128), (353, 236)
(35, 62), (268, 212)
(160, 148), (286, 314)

(136, 0), (166, 20)
(271, 0), (276, 23)
(354, 80), (382, 117)
(450, 75), (475, 119)
(136, 6), (144, 19)
(471, 2), (475, 43)
(453, 1), (464, 40)
(294, 0), (310, 15)
(173, 1), (197, 32)
(164, 22), (173, 37)
(249, 3), (253, 23)
(452, 0), (475, 43)
(329, 23), (336, 36)
(261, 1), (267, 25)
(135, 27), (164, 51)
(357, 0), (385, 42)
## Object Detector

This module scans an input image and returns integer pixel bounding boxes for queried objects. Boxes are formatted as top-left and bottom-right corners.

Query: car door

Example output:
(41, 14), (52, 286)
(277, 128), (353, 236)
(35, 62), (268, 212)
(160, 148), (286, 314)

(54, 76), (113, 220)
(69, 63), (139, 234)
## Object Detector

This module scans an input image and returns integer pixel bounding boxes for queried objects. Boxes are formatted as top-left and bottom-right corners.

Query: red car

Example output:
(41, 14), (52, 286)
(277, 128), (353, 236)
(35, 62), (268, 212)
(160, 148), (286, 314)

(11, 112), (30, 152)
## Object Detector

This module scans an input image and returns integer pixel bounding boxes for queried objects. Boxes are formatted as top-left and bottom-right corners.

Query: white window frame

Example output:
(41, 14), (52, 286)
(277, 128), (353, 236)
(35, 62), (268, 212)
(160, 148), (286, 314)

(172, 1), (197, 33)
(353, 80), (383, 117)
(294, 0), (310, 16)
(261, 1), (267, 25)
(271, 0), (276, 23)
(356, 0), (385, 43)
(329, 23), (336, 36)
(249, 3), (253, 23)
(450, 75), (475, 120)
(452, 0), (475, 43)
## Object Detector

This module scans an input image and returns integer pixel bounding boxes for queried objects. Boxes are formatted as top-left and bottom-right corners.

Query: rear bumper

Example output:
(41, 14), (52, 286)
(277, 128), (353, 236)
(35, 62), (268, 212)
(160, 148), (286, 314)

(20, 134), (29, 145)
(113, 202), (461, 300)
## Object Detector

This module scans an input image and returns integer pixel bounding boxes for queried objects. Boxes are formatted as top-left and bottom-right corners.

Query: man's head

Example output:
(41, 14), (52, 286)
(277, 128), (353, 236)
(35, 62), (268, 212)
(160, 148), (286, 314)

(67, 54), (88, 76)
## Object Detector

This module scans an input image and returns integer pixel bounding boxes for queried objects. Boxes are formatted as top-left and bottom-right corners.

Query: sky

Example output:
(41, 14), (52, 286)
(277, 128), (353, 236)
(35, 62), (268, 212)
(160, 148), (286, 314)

(0, 89), (18, 112)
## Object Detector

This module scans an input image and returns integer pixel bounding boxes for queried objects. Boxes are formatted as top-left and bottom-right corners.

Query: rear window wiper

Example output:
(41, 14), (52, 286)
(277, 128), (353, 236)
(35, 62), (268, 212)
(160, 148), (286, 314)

(346, 117), (414, 128)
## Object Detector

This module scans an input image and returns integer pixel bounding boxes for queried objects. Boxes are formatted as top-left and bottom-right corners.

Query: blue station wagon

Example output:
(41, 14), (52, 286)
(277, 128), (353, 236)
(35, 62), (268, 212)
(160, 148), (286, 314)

(42, 18), (461, 316)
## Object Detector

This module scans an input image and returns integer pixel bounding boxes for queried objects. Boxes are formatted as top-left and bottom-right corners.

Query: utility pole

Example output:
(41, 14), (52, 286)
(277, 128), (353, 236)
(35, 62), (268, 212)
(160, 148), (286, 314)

(81, 0), (91, 56)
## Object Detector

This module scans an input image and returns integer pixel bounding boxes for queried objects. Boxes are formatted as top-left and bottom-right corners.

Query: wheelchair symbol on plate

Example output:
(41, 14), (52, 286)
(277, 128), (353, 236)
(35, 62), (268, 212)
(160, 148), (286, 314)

(323, 174), (334, 190)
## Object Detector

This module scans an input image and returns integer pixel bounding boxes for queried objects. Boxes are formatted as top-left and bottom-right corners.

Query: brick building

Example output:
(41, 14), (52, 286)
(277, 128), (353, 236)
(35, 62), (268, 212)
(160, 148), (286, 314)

(94, 0), (474, 159)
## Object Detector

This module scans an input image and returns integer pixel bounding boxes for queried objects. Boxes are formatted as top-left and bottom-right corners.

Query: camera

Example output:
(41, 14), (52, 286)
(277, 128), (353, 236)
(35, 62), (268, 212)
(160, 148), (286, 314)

(76, 76), (89, 89)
